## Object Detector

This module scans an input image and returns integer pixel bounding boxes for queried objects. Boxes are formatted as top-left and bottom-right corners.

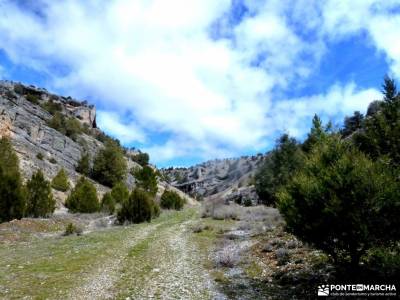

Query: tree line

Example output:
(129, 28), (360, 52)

(0, 134), (185, 225)
(255, 76), (400, 277)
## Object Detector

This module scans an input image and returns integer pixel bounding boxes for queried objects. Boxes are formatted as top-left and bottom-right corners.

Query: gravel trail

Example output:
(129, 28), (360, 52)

(67, 209), (223, 300)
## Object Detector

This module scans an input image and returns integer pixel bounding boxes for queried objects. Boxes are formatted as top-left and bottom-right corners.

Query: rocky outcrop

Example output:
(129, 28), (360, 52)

(162, 155), (265, 203)
(0, 81), (137, 203)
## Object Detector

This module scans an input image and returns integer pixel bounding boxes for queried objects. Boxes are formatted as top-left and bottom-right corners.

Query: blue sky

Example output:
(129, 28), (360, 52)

(0, 0), (399, 167)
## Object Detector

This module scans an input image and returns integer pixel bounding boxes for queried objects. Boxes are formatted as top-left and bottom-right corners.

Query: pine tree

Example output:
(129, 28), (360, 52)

(111, 182), (130, 204)
(382, 75), (398, 103)
(65, 177), (99, 213)
(255, 134), (303, 206)
(117, 188), (155, 223)
(354, 77), (400, 166)
(160, 190), (185, 210)
(0, 137), (26, 222)
(92, 141), (127, 187)
(133, 166), (158, 196)
(26, 170), (55, 218)
(341, 111), (364, 137)
(51, 168), (70, 192)
(278, 135), (400, 267)
(302, 114), (328, 152)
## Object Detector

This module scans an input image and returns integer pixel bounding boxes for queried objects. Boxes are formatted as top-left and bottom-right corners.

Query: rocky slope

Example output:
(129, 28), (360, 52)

(162, 154), (266, 203)
(0, 80), (144, 204)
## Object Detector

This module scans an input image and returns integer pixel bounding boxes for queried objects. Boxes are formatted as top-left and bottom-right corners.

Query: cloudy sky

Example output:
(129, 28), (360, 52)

(0, 0), (399, 167)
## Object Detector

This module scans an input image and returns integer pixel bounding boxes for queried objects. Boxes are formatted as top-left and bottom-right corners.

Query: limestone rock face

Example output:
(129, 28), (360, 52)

(162, 154), (266, 203)
(0, 81), (137, 204)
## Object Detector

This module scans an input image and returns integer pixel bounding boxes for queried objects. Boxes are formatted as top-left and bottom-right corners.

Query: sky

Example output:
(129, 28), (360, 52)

(0, 0), (399, 167)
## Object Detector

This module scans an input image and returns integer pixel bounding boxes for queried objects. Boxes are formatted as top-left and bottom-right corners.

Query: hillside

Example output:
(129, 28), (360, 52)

(162, 154), (265, 204)
(0, 81), (151, 205)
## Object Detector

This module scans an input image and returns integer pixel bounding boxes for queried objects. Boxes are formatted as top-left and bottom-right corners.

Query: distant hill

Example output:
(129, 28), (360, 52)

(162, 154), (266, 204)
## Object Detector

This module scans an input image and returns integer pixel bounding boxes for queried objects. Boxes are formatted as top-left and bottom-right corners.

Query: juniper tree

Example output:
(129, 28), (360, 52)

(51, 168), (70, 192)
(65, 177), (99, 213)
(0, 137), (26, 222)
(26, 170), (55, 217)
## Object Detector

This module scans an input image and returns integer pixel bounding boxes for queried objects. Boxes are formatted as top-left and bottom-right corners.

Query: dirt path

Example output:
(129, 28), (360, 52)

(64, 209), (223, 300)
(68, 222), (163, 300)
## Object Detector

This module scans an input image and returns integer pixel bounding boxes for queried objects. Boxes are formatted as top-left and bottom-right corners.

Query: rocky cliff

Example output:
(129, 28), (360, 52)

(162, 154), (266, 204)
(0, 80), (142, 205)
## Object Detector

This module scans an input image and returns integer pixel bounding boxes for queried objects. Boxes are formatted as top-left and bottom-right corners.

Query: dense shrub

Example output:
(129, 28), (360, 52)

(76, 153), (91, 176)
(131, 152), (149, 166)
(277, 135), (400, 267)
(0, 137), (26, 222)
(40, 100), (62, 115)
(36, 153), (44, 160)
(160, 190), (185, 210)
(133, 166), (158, 195)
(117, 188), (158, 224)
(26, 170), (55, 218)
(92, 141), (127, 187)
(111, 182), (130, 204)
(26, 93), (40, 105)
(243, 198), (252, 207)
(101, 192), (115, 214)
(65, 177), (99, 213)
(255, 134), (303, 206)
(51, 168), (70, 192)
(64, 222), (83, 236)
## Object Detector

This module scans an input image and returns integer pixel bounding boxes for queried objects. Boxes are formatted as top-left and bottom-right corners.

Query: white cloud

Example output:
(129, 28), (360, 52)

(320, 0), (400, 77)
(0, 0), (398, 164)
(270, 83), (382, 138)
(96, 111), (146, 144)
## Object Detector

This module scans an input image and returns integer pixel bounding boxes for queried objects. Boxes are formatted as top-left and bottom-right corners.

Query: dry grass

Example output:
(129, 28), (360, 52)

(214, 242), (240, 268)
(201, 198), (241, 220)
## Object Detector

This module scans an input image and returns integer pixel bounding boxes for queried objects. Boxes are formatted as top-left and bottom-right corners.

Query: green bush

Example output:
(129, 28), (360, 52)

(365, 246), (400, 278)
(92, 141), (127, 187)
(76, 153), (91, 176)
(131, 152), (149, 166)
(36, 153), (44, 160)
(101, 192), (115, 214)
(26, 93), (40, 105)
(40, 100), (62, 115)
(277, 135), (400, 267)
(133, 166), (158, 196)
(51, 168), (70, 192)
(243, 198), (252, 207)
(64, 222), (82, 236)
(117, 188), (157, 224)
(111, 182), (129, 204)
(0, 137), (26, 222)
(65, 118), (83, 141)
(255, 134), (303, 206)
(160, 190), (185, 210)
(47, 112), (83, 141)
(65, 177), (99, 213)
(26, 170), (55, 218)
(49, 157), (57, 164)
